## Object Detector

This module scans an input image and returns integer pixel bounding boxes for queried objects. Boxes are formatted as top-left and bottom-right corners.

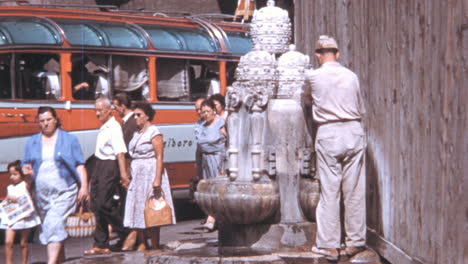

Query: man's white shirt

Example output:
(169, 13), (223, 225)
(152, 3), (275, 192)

(121, 111), (134, 124)
(95, 116), (127, 160)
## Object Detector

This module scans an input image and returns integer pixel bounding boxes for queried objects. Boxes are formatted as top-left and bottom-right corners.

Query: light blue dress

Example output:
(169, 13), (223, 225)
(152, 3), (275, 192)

(196, 118), (226, 179)
(34, 142), (77, 245)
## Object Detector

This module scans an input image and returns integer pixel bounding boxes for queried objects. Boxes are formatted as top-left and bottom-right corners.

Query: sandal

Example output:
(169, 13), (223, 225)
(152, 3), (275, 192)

(344, 246), (366, 257)
(311, 246), (339, 261)
(137, 242), (147, 252)
(121, 232), (137, 252)
(84, 247), (111, 255)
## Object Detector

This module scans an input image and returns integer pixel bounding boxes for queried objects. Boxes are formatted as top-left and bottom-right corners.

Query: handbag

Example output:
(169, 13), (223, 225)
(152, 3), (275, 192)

(144, 192), (173, 227)
(66, 204), (96, 238)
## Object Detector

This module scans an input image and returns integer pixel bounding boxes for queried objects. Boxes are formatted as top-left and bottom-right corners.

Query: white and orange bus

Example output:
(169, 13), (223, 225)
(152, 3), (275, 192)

(0, 3), (251, 199)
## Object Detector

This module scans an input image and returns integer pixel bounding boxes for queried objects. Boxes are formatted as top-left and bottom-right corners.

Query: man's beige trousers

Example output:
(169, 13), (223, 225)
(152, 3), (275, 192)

(315, 120), (367, 249)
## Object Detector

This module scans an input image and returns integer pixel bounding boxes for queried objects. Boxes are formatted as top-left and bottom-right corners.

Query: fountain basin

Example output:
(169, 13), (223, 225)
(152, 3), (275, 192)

(299, 178), (320, 222)
(195, 177), (279, 225)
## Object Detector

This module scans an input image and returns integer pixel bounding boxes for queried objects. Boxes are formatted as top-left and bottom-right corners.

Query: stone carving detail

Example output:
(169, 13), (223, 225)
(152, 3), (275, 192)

(226, 83), (242, 180)
(250, 0), (291, 54)
(226, 45), (276, 181)
(276, 44), (310, 99)
(235, 44), (277, 98)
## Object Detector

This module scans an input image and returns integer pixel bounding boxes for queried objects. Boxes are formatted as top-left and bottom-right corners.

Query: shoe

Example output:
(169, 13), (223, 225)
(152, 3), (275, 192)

(121, 232), (137, 251)
(137, 242), (147, 252)
(109, 232), (118, 240)
(201, 221), (216, 232)
(311, 246), (339, 261)
(84, 247), (111, 256)
(344, 246), (366, 257)
(121, 246), (134, 252)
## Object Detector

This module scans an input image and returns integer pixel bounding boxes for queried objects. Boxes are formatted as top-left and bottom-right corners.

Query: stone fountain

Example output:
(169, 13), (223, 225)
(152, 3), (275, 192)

(146, 1), (381, 263)
(195, 0), (318, 250)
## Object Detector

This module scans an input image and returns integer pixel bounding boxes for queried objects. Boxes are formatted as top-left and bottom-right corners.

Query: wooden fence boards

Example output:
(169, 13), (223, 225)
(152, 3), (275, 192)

(294, 1), (466, 263)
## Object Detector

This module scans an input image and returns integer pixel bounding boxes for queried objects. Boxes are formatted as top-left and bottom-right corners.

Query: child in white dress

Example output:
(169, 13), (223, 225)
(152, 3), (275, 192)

(1, 160), (41, 264)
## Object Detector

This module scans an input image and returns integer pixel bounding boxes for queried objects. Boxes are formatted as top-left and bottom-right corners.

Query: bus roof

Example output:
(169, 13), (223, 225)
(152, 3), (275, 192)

(0, 6), (252, 56)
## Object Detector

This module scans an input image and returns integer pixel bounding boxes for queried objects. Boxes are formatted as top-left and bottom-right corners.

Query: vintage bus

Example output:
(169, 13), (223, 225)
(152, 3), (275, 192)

(0, 3), (252, 199)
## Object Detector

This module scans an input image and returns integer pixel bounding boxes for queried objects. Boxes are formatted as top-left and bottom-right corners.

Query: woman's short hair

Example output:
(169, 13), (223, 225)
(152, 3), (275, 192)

(201, 99), (216, 112)
(134, 102), (155, 122)
(7, 160), (24, 178)
(37, 106), (61, 128)
(209, 93), (226, 108)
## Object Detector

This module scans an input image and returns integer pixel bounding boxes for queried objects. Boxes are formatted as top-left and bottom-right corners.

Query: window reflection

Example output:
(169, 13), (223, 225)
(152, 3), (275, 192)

(16, 53), (60, 100)
(0, 54), (11, 99)
(112, 55), (148, 101)
(157, 59), (222, 102)
(72, 54), (109, 100)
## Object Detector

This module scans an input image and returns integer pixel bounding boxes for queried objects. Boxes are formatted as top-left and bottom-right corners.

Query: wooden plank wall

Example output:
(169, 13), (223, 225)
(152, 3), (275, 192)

(294, 1), (467, 264)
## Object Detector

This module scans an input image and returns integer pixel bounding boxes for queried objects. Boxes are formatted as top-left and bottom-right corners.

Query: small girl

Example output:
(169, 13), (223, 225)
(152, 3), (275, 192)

(1, 160), (41, 264)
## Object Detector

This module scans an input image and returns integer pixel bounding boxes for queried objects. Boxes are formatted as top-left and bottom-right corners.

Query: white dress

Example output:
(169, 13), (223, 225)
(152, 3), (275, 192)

(124, 125), (176, 228)
(0, 181), (41, 230)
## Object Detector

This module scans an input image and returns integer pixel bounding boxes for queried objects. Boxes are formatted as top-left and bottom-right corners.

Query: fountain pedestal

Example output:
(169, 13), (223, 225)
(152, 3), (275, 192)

(219, 222), (316, 250)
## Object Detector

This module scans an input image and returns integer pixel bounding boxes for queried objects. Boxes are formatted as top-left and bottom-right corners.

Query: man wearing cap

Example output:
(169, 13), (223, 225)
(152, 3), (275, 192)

(306, 35), (367, 261)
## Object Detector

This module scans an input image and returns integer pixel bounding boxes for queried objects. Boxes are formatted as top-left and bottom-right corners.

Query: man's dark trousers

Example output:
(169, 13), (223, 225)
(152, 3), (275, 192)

(90, 158), (128, 249)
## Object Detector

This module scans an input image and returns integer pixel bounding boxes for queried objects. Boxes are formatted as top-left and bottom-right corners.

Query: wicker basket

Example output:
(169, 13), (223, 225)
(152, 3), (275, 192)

(65, 206), (96, 238)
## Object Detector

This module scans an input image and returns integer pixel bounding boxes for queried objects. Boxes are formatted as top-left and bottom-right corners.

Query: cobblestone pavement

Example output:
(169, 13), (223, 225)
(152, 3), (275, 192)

(1, 218), (382, 264)
(0, 219), (215, 264)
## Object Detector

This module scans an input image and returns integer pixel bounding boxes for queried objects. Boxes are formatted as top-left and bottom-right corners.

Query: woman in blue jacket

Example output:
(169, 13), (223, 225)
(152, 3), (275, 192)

(22, 106), (88, 264)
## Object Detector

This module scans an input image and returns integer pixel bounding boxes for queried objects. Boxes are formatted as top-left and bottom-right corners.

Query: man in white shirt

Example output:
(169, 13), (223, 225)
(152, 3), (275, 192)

(307, 35), (367, 261)
(85, 97), (130, 255)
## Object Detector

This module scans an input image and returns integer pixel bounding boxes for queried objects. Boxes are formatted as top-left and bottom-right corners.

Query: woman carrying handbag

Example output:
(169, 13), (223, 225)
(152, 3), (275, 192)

(123, 102), (176, 251)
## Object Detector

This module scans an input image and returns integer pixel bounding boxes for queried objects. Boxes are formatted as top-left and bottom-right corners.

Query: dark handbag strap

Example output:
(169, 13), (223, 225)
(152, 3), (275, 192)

(148, 190), (166, 202)
(75, 200), (91, 214)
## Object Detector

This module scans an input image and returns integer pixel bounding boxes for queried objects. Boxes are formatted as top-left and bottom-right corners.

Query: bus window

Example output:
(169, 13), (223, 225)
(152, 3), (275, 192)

(192, 60), (220, 98)
(0, 54), (11, 99)
(157, 59), (219, 101)
(112, 55), (148, 101)
(72, 54), (109, 100)
(156, 58), (190, 102)
(15, 53), (60, 100)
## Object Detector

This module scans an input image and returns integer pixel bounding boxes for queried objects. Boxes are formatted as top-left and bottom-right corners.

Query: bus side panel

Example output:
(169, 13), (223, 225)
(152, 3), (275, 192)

(0, 161), (197, 200)
(0, 104), (199, 200)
